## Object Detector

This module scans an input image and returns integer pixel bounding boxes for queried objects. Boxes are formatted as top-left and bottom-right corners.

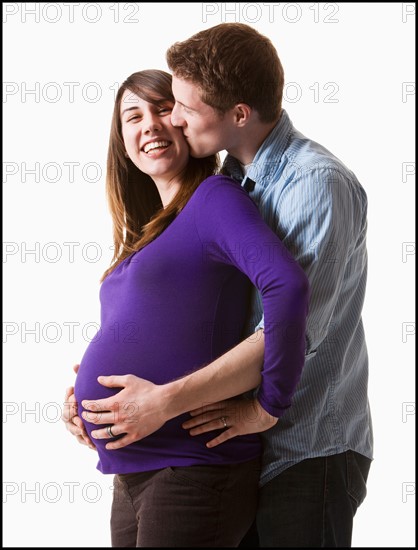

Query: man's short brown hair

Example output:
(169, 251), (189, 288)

(166, 23), (284, 123)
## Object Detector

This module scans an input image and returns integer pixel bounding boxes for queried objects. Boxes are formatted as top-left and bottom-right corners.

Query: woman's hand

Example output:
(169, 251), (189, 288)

(182, 398), (278, 448)
(62, 364), (96, 450)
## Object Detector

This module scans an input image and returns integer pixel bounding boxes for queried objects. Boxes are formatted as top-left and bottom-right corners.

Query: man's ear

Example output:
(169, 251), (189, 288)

(233, 103), (252, 127)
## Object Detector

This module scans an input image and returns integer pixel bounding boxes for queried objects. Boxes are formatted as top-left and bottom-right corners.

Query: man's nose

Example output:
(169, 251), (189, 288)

(171, 103), (184, 127)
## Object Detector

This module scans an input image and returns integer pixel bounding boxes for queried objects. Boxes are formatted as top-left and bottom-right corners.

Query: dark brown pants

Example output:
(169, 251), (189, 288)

(110, 459), (260, 547)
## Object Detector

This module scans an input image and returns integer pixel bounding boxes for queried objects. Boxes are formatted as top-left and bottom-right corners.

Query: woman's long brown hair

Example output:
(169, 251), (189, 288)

(102, 70), (219, 281)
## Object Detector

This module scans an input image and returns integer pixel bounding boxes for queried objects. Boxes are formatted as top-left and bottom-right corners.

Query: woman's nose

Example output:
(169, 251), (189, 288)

(143, 113), (162, 133)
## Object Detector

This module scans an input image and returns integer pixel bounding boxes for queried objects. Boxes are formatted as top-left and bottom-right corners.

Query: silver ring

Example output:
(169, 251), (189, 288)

(107, 425), (115, 438)
(220, 416), (228, 429)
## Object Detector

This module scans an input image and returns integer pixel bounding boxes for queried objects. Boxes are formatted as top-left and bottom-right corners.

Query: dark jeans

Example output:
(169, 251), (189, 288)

(239, 451), (371, 548)
(111, 459), (260, 547)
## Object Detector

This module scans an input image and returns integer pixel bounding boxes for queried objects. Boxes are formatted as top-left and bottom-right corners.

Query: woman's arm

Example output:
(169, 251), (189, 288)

(192, 177), (309, 418)
(80, 176), (309, 448)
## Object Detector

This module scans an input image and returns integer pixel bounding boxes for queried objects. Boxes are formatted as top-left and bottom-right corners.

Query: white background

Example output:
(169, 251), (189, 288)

(3, 2), (415, 547)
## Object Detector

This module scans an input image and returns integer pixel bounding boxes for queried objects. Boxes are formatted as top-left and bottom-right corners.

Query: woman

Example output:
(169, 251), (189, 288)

(73, 70), (309, 547)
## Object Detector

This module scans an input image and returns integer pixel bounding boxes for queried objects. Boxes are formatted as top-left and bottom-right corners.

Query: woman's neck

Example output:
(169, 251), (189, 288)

(153, 177), (182, 208)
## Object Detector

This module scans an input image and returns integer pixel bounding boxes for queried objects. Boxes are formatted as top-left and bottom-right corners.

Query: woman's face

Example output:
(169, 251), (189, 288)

(120, 89), (190, 184)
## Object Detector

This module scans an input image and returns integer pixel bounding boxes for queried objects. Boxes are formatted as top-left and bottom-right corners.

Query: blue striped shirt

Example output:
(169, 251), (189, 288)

(223, 110), (374, 486)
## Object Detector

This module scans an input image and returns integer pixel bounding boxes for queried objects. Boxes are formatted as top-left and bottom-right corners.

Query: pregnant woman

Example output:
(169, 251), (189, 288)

(73, 69), (309, 547)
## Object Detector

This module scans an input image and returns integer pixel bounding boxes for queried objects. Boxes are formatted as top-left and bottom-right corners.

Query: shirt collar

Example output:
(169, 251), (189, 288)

(223, 109), (293, 189)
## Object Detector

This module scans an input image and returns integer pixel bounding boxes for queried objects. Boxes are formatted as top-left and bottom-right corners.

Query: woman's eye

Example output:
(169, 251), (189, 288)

(159, 107), (172, 114)
(127, 115), (141, 122)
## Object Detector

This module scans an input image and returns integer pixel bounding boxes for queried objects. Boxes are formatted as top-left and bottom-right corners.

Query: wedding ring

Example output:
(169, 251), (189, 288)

(107, 425), (115, 438)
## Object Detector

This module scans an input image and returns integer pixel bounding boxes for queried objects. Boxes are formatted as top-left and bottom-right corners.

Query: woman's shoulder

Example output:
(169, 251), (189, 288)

(194, 174), (247, 201)
(190, 174), (259, 232)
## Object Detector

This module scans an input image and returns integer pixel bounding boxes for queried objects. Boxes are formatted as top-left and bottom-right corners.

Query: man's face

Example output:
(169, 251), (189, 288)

(171, 75), (236, 158)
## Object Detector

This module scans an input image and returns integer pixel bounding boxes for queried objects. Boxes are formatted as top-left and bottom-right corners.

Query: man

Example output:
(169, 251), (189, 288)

(63, 23), (373, 547)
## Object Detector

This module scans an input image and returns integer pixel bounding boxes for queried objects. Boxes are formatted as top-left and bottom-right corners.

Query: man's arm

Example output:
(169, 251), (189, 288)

(81, 329), (268, 449)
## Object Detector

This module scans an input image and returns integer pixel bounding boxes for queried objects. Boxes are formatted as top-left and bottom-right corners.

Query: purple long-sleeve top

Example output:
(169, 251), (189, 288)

(74, 175), (309, 474)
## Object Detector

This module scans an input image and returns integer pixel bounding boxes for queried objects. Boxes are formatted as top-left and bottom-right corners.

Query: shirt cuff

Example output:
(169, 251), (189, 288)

(257, 391), (290, 419)
(255, 316), (265, 331)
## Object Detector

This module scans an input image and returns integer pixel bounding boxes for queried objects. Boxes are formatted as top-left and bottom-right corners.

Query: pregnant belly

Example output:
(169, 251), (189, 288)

(73, 326), (209, 444)
(72, 327), (261, 474)
(74, 323), (186, 403)
(74, 336), (208, 468)
(73, 332), (170, 456)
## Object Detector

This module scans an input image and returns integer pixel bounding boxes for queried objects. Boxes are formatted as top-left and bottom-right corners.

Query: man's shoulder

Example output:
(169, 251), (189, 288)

(264, 134), (365, 205)
(259, 110), (350, 172)
(285, 130), (353, 177)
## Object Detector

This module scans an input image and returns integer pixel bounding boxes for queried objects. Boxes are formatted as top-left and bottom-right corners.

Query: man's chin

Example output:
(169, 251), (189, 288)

(189, 149), (207, 159)
(190, 147), (218, 159)
(187, 142), (220, 159)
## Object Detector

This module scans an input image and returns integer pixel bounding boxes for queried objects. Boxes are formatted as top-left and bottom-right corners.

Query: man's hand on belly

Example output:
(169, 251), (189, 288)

(81, 375), (169, 450)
